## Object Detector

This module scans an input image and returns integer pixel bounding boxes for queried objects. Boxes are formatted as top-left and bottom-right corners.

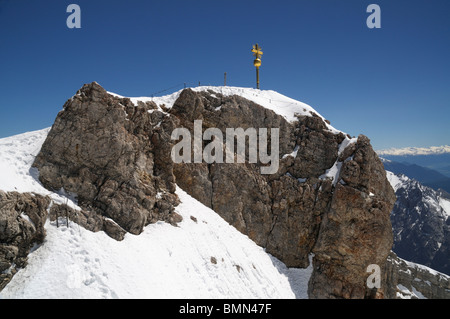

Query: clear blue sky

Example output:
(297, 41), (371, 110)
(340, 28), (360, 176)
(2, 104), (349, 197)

(0, 0), (449, 150)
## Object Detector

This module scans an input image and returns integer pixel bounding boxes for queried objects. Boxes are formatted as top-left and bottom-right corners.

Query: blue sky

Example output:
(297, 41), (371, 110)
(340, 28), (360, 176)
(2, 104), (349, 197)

(0, 0), (449, 150)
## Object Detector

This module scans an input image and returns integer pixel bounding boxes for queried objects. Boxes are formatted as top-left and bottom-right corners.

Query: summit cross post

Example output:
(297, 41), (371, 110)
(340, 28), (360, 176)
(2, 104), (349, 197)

(251, 44), (263, 89)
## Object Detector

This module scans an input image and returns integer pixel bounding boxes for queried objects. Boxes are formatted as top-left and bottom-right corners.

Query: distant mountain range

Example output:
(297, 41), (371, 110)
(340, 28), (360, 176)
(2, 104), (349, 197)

(381, 158), (450, 194)
(377, 147), (450, 178)
(378, 145), (450, 156)
(387, 171), (450, 276)
(381, 148), (450, 275)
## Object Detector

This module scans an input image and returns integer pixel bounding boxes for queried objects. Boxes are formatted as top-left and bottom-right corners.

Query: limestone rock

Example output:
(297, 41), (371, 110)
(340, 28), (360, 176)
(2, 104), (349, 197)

(30, 83), (399, 298)
(33, 82), (181, 238)
(384, 251), (450, 299)
(309, 136), (396, 298)
(169, 89), (396, 298)
(0, 191), (50, 290)
(48, 203), (127, 241)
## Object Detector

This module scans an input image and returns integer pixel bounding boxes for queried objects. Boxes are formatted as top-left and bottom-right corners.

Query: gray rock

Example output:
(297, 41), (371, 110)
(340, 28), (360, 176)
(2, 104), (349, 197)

(48, 203), (127, 241)
(309, 135), (396, 298)
(384, 251), (450, 299)
(33, 82), (181, 238)
(169, 89), (396, 298)
(0, 191), (50, 290)
(27, 83), (416, 299)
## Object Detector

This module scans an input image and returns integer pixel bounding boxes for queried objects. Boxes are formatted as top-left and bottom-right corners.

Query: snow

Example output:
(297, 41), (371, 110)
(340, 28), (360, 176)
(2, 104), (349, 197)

(396, 284), (413, 299)
(386, 171), (409, 192)
(377, 145), (450, 156)
(404, 259), (448, 278)
(386, 170), (450, 219)
(318, 137), (357, 186)
(388, 254), (449, 294)
(192, 86), (325, 126)
(320, 161), (343, 187)
(0, 185), (312, 299)
(411, 286), (426, 299)
(0, 128), (50, 193)
(107, 90), (181, 116)
(338, 137), (357, 156)
(439, 198), (450, 218)
(0, 128), (312, 299)
(282, 145), (299, 159)
(396, 283), (426, 299)
(109, 86), (343, 134)
(0, 128), (80, 211)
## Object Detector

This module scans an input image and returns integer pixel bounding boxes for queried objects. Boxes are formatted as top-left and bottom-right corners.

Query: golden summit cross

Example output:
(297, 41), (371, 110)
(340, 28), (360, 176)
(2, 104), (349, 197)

(252, 44), (263, 89)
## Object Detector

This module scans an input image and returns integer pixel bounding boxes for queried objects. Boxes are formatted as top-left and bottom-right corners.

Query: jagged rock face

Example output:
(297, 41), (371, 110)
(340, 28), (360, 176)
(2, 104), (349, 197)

(33, 82), (181, 237)
(310, 137), (396, 298)
(389, 174), (450, 276)
(32, 83), (396, 298)
(0, 191), (50, 290)
(171, 90), (344, 268)
(384, 251), (450, 299)
(169, 88), (396, 298)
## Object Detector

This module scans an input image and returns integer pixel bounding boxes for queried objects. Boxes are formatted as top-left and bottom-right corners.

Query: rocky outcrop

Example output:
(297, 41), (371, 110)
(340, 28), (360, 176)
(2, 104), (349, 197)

(309, 136), (396, 298)
(0, 189), (131, 289)
(48, 203), (127, 241)
(384, 251), (450, 299)
(30, 83), (397, 298)
(0, 191), (50, 290)
(33, 82), (182, 238)
(168, 88), (396, 298)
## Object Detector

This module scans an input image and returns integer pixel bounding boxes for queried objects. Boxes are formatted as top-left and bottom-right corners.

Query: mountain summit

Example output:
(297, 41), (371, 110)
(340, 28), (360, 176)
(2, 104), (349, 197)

(1, 82), (449, 298)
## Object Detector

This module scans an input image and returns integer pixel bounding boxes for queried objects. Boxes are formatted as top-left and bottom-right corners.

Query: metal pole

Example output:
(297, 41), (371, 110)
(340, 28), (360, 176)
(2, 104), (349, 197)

(224, 72), (227, 86)
(256, 68), (260, 89)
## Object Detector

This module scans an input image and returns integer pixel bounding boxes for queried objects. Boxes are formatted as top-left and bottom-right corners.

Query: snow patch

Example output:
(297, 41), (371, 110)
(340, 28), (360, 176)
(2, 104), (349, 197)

(439, 198), (450, 218)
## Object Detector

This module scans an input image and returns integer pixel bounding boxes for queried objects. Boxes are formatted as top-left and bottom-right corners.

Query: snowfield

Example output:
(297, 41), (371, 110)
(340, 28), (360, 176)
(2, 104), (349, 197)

(0, 126), (311, 299)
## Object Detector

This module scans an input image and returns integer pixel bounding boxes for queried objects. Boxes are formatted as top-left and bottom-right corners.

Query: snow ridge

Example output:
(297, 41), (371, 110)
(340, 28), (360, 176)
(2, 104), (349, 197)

(108, 86), (343, 134)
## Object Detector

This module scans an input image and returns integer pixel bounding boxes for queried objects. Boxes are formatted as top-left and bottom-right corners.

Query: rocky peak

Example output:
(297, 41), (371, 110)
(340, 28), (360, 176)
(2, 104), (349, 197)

(169, 86), (396, 298)
(30, 82), (398, 298)
(33, 82), (181, 237)
(387, 171), (450, 275)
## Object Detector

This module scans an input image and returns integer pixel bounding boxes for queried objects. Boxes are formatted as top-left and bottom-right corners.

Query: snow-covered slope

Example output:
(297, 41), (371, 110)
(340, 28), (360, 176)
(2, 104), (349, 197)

(386, 171), (450, 275)
(0, 128), (80, 210)
(108, 85), (342, 134)
(0, 127), (311, 299)
(386, 171), (450, 218)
